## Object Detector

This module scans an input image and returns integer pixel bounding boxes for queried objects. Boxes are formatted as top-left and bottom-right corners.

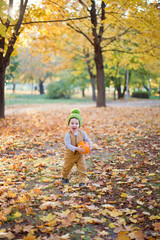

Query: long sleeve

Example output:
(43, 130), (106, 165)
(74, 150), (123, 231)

(64, 132), (77, 152)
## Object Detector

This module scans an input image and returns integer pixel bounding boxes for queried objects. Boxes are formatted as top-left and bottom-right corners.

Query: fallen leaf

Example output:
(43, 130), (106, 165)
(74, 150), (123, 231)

(152, 222), (160, 231)
(116, 231), (130, 240)
(128, 230), (146, 240)
(39, 201), (60, 210)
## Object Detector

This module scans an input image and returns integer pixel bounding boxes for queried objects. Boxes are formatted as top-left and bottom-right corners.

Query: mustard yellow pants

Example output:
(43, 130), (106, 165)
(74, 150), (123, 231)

(62, 151), (87, 183)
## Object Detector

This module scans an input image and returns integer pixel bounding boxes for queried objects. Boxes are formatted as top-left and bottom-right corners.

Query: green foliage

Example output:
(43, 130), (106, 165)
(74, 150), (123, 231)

(5, 56), (20, 82)
(131, 65), (158, 91)
(46, 80), (72, 99)
(132, 91), (149, 99)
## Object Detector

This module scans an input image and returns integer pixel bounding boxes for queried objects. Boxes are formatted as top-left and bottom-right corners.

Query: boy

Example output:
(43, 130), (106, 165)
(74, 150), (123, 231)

(62, 109), (92, 188)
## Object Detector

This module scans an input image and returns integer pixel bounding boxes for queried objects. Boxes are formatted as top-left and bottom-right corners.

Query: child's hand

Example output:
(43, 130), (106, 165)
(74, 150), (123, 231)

(76, 146), (85, 153)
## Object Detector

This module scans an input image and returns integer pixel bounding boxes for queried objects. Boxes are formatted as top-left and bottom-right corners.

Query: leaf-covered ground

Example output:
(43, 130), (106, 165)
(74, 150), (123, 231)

(0, 104), (159, 240)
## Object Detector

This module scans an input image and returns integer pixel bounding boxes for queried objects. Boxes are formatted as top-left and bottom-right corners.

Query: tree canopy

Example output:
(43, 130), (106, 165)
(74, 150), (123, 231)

(0, 0), (160, 118)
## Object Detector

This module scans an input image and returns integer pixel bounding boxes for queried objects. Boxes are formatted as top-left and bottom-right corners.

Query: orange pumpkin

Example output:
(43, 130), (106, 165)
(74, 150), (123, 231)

(78, 141), (90, 154)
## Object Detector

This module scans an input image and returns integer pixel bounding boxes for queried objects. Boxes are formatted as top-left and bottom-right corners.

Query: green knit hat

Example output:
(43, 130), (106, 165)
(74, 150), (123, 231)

(68, 109), (82, 126)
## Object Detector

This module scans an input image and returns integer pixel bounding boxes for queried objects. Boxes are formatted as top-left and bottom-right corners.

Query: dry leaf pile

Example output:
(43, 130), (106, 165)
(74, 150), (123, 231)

(0, 105), (159, 240)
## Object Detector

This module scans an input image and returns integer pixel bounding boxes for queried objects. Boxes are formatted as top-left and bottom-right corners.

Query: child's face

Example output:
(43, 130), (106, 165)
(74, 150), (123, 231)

(69, 118), (79, 133)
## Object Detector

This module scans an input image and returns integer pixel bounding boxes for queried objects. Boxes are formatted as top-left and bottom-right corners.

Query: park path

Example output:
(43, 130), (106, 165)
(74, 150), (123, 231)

(5, 99), (160, 115)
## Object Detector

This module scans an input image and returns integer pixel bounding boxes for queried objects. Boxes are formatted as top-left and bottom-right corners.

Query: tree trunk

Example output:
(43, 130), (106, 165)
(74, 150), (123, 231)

(114, 62), (119, 100)
(117, 85), (122, 99)
(12, 81), (16, 93)
(91, 0), (106, 107)
(94, 49), (106, 107)
(0, 67), (5, 118)
(39, 79), (44, 94)
(82, 88), (85, 97)
(91, 75), (96, 101)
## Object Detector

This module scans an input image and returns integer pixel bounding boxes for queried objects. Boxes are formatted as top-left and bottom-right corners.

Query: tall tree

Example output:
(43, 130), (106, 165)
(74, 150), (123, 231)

(39, 0), (160, 107)
(0, 0), (28, 118)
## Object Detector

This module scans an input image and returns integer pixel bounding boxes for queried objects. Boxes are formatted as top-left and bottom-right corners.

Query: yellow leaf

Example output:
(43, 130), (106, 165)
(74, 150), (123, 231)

(146, 191), (152, 195)
(108, 209), (123, 218)
(7, 191), (17, 198)
(116, 231), (130, 240)
(121, 193), (127, 198)
(19, 195), (29, 203)
(45, 219), (57, 227)
(109, 223), (116, 228)
(14, 212), (22, 218)
(149, 215), (160, 220)
(23, 235), (36, 240)
(42, 178), (52, 182)
(141, 179), (147, 183)
(40, 213), (55, 222)
(0, 25), (6, 38)
(129, 217), (137, 223)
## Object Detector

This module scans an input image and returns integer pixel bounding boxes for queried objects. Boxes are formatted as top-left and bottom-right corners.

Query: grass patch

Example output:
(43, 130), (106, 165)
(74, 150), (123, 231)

(150, 95), (160, 100)
(5, 93), (93, 105)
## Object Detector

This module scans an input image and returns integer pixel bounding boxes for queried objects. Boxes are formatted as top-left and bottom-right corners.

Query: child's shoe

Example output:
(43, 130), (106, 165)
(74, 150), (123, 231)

(62, 178), (69, 184)
(79, 183), (88, 189)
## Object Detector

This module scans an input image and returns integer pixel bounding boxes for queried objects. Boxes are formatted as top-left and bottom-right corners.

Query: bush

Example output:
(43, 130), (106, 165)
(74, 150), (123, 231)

(132, 91), (149, 99)
(46, 80), (71, 99)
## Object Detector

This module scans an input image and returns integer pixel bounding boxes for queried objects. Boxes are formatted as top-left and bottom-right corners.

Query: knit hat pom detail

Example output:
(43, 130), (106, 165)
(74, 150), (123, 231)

(71, 109), (80, 115)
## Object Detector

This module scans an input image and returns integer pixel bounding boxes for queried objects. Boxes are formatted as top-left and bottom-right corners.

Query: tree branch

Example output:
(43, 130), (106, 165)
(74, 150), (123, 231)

(102, 47), (155, 55)
(67, 23), (94, 46)
(9, 16), (91, 26)
(78, 0), (89, 11)
(102, 27), (131, 48)
(4, 0), (29, 66)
